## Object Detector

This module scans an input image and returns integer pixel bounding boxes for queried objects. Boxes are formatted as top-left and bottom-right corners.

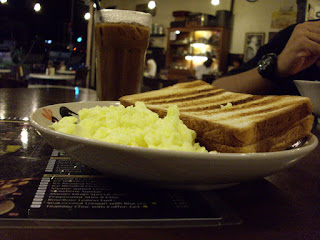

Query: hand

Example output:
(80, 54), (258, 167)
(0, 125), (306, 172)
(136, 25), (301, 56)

(277, 20), (320, 77)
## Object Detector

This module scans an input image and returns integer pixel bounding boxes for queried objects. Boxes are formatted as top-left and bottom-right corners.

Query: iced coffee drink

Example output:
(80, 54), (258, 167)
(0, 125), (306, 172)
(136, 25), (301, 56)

(95, 10), (151, 101)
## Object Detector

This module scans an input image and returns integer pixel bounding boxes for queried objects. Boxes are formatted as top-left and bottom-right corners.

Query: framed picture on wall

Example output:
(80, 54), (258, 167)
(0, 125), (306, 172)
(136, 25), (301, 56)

(243, 32), (265, 62)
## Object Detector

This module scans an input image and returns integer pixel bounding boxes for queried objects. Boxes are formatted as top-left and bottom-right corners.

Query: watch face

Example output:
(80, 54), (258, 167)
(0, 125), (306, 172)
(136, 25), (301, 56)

(258, 53), (277, 79)
(260, 56), (272, 70)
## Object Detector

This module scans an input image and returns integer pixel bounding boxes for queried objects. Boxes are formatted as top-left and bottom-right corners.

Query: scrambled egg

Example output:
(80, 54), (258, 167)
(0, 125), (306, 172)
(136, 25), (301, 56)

(50, 102), (209, 153)
(220, 102), (232, 110)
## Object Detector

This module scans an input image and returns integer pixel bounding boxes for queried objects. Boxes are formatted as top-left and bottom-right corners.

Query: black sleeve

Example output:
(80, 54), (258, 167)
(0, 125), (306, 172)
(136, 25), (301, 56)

(225, 23), (297, 77)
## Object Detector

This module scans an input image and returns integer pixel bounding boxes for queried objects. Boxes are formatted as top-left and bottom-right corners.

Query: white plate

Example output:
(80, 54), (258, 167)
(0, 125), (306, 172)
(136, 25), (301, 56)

(30, 101), (318, 190)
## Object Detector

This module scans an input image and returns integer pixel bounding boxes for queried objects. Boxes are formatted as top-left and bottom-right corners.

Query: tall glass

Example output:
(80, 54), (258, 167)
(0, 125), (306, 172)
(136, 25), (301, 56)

(94, 9), (152, 101)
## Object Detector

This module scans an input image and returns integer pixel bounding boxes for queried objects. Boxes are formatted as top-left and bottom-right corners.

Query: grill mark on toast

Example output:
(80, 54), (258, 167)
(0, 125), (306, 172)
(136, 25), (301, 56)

(157, 92), (250, 109)
(226, 96), (264, 106)
(185, 96), (281, 114)
(230, 100), (306, 124)
(132, 87), (213, 102)
(188, 96), (299, 122)
(178, 95), (262, 112)
(144, 89), (226, 104)
(179, 80), (209, 89)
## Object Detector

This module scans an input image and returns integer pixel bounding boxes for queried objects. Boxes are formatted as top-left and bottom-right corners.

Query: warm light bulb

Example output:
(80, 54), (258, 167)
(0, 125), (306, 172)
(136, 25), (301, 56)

(211, 0), (220, 6)
(148, 1), (156, 10)
(193, 56), (208, 61)
(34, 3), (41, 12)
(185, 55), (208, 61)
(191, 43), (206, 48)
(84, 12), (90, 20)
(93, 3), (96, 8)
(175, 30), (181, 34)
(185, 55), (193, 61)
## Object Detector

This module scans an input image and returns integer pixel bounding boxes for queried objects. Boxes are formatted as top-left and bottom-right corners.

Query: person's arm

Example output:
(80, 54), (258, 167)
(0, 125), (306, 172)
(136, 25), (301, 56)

(213, 67), (275, 94)
(214, 20), (320, 94)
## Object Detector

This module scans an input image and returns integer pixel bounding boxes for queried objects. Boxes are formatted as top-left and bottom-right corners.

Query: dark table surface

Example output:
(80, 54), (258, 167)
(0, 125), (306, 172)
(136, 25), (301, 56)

(0, 87), (320, 240)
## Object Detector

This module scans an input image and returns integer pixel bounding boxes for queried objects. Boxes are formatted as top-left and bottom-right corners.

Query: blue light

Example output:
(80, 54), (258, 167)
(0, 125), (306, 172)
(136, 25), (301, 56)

(75, 87), (79, 95)
(77, 37), (82, 43)
(45, 40), (52, 44)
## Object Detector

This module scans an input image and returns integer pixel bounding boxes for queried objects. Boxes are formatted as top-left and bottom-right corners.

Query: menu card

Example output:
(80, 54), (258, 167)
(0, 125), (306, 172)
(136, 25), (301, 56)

(0, 120), (241, 227)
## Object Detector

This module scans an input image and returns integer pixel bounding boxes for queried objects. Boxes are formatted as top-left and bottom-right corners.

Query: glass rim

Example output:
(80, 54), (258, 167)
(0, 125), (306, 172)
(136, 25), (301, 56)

(95, 9), (152, 28)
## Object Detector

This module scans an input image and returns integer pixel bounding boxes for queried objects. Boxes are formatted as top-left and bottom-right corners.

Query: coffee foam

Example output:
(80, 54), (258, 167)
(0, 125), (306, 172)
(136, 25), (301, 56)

(95, 9), (152, 29)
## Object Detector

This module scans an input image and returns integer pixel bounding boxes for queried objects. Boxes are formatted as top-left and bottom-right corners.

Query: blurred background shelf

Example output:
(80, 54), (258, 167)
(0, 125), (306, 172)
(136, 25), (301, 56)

(166, 26), (231, 82)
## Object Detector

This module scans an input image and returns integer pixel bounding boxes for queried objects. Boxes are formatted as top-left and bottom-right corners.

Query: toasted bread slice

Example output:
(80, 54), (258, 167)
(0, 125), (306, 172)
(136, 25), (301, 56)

(120, 80), (314, 152)
(197, 115), (314, 153)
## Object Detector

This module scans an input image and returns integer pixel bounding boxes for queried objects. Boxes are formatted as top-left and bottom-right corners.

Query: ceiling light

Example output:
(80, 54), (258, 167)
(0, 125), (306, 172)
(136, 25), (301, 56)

(84, 12), (90, 20)
(34, 3), (41, 12)
(211, 0), (220, 6)
(148, 1), (156, 10)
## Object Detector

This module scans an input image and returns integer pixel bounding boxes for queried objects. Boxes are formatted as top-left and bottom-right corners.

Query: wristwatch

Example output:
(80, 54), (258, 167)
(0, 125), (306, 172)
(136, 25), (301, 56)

(257, 53), (278, 80)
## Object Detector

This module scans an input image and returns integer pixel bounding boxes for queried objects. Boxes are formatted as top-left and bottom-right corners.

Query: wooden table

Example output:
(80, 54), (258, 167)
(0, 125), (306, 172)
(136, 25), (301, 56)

(0, 87), (319, 240)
